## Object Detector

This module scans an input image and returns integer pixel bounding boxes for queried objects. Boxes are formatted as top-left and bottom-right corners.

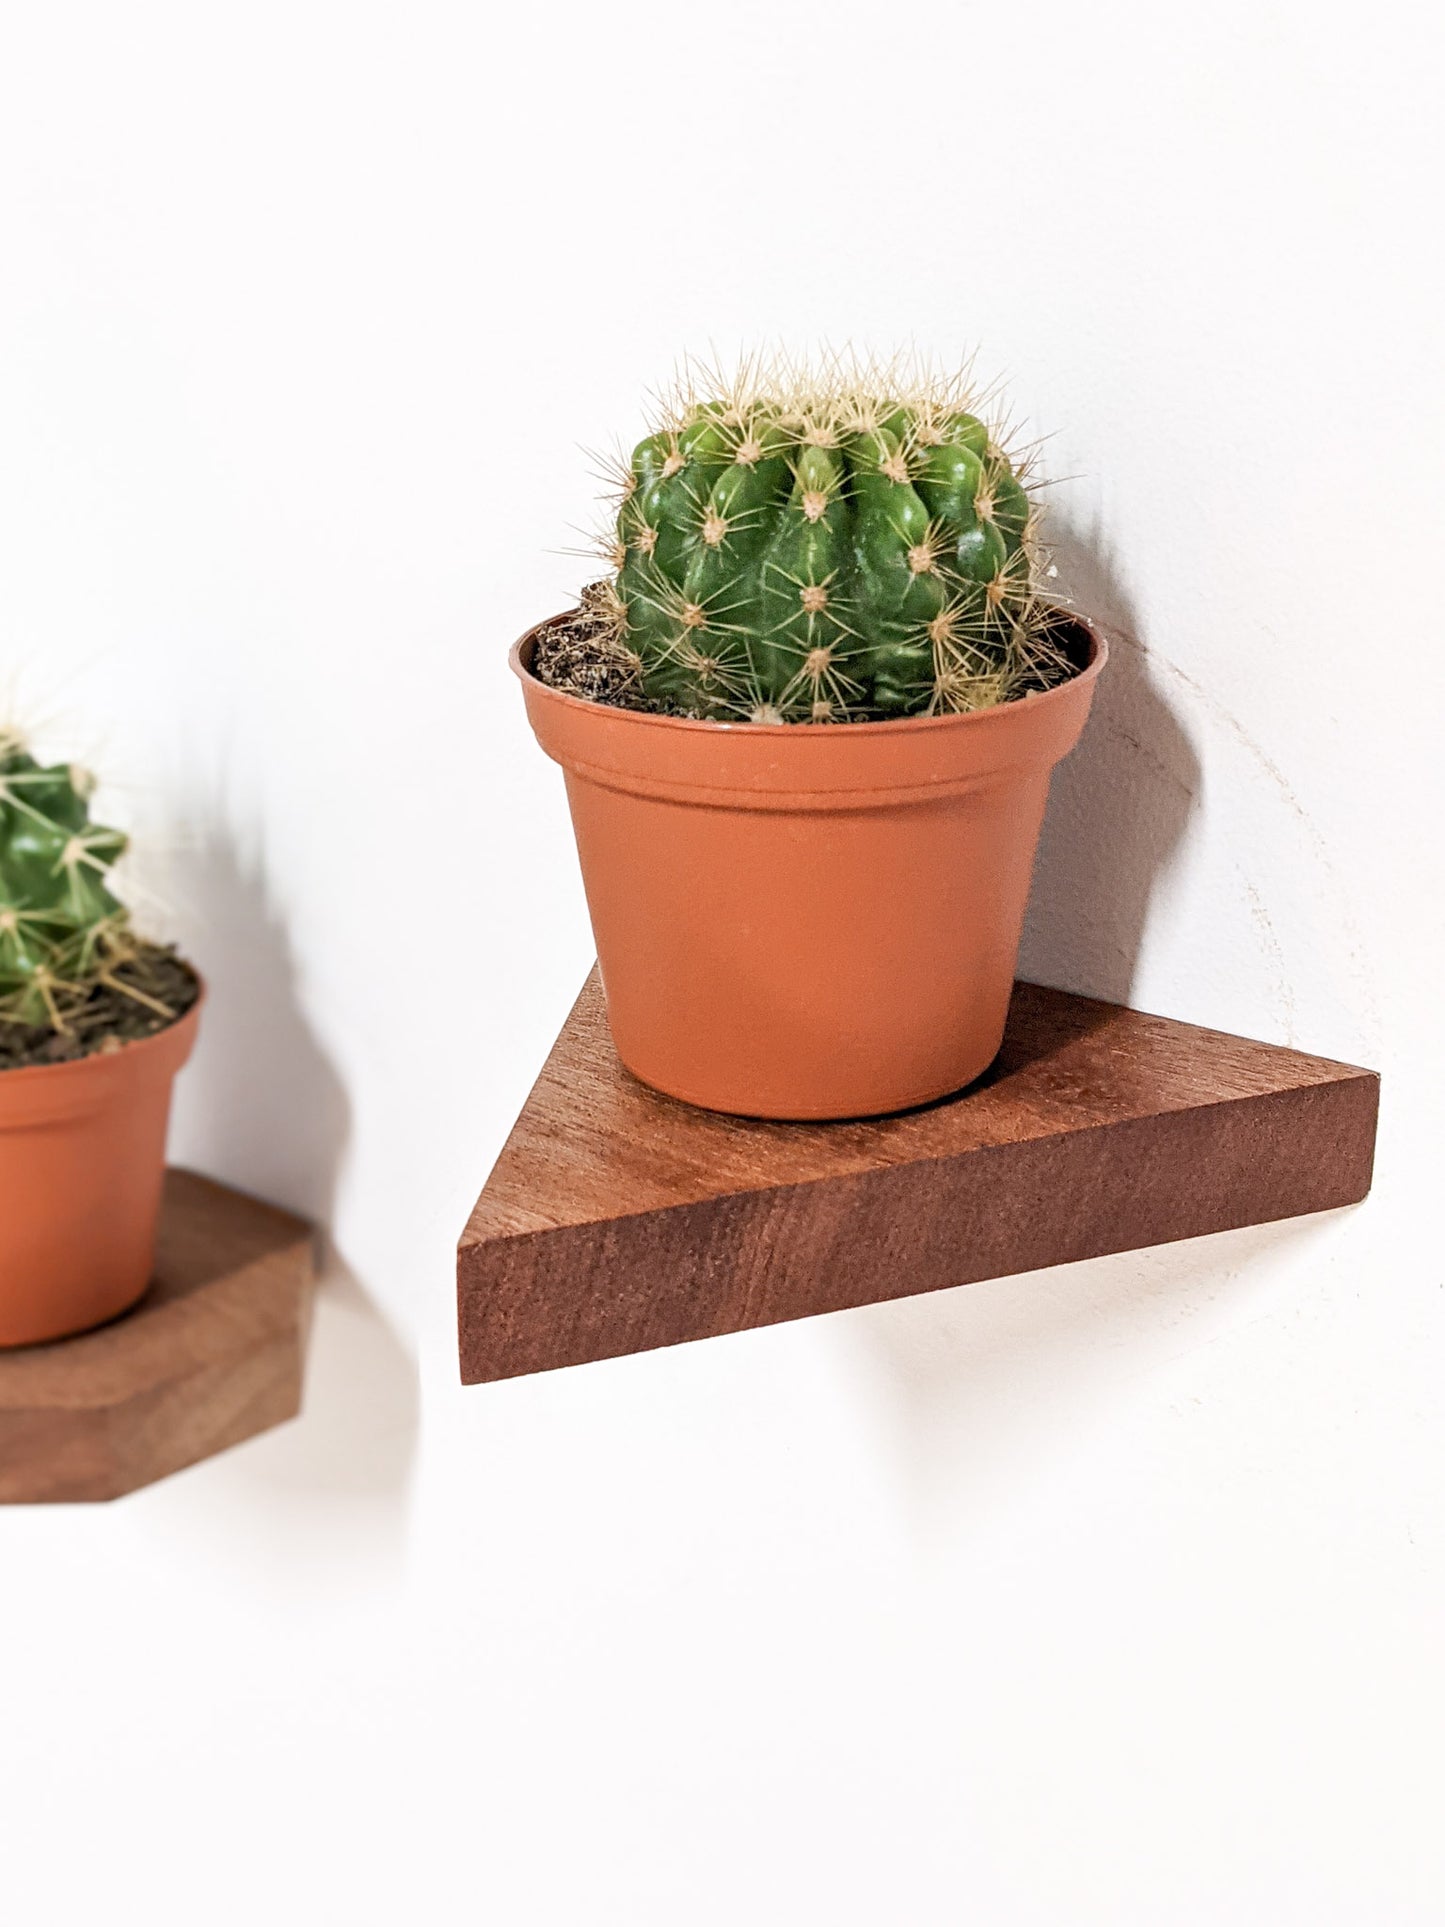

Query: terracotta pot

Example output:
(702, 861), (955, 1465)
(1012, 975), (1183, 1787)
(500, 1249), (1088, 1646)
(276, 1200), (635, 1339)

(515, 617), (1106, 1119)
(0, 995), (201, 1347)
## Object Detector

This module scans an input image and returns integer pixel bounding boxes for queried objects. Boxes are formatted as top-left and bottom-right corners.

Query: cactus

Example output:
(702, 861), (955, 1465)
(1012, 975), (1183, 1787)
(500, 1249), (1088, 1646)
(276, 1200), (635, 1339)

(598, 357), (1070, 723)
(0, 727), (150, 1035)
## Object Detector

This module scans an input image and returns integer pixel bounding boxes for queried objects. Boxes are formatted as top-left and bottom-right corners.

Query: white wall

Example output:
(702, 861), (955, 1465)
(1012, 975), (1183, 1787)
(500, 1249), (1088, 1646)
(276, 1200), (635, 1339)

(2, 3), (1441, 1921)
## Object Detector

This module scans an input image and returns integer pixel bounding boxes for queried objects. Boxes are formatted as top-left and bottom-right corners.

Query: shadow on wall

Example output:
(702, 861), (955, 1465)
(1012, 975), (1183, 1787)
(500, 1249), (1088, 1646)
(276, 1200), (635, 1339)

(1017, 512), (1202, 1005)
(840, 1213), (1339, 1534)
(163, 820), (417, 1544)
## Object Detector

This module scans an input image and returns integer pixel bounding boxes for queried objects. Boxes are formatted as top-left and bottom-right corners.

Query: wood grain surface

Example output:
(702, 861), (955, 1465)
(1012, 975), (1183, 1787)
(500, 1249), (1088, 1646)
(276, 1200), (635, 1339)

(458, 971), (1379, 1384)
(0, 1169), (315, 1503)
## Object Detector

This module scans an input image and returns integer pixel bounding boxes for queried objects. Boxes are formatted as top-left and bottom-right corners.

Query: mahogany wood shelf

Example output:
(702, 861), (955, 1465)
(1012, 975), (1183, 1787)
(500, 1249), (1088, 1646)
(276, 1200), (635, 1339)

(0, 1170), (314, 1503)
(458, 972), (1379, 1385)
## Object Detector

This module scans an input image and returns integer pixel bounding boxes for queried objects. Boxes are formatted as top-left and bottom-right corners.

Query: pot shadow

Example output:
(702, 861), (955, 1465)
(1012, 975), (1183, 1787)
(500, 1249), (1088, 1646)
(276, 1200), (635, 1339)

(842, 511), (1225, 1514)
(156, 822), (417, 1557)
(1017, 511), (1203, 1006)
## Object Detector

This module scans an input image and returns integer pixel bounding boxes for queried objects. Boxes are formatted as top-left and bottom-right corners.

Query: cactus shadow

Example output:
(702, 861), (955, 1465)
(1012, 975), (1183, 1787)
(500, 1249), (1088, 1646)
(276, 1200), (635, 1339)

(158, 823), (417, 1546)
(1017, 511), (1202, 1007)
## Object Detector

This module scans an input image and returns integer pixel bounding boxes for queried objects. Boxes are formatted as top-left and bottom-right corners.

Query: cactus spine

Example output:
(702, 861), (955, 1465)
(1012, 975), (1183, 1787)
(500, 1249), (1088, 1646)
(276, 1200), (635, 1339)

(604, 358), (1064, 722)
(0, 727), (144, 1034)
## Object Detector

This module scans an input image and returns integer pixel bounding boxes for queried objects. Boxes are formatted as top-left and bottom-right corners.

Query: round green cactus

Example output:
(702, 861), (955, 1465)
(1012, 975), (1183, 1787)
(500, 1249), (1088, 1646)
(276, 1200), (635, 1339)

(603, 359), (1067, 722)
(0, 728), (135, 1033)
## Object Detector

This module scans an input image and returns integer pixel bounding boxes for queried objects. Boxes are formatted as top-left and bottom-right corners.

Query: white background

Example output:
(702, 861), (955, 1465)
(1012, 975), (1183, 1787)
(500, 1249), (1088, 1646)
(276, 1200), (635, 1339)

(2, 3), (1442, 1921)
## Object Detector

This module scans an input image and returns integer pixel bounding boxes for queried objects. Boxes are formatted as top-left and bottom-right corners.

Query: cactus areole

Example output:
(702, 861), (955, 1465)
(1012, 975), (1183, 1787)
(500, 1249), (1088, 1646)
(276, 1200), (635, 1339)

(0, 727), (201, 1347)
(516, 355), (1107, 1118)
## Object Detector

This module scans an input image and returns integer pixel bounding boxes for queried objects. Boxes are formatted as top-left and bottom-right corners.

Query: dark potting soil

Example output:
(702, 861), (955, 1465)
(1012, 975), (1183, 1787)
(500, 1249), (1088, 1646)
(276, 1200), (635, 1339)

(527, 585), (1090, 715)
(529, 582), (649, 711)
(0, 945), (201, 1073)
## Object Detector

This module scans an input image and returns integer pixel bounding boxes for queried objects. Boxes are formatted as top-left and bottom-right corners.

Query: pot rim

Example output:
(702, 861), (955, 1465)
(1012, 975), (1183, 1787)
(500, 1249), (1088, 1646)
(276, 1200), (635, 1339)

(510, 603), (1108, 737)
(0, 968), (205, 1091)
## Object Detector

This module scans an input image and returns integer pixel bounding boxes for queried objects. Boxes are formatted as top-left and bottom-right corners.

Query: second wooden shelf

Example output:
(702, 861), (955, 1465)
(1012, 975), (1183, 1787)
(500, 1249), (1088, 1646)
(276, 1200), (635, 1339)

(0, 1170), (315, 1503)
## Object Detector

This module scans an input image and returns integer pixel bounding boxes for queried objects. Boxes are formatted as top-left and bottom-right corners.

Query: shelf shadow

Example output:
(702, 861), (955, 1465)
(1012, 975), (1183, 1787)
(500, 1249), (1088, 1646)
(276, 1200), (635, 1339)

(841, 1213), (1337, 1531)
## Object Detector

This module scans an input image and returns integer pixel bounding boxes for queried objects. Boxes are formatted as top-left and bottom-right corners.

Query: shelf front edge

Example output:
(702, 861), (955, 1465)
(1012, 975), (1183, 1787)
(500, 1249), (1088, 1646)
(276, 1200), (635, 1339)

(458, 1001), (1378, 1384)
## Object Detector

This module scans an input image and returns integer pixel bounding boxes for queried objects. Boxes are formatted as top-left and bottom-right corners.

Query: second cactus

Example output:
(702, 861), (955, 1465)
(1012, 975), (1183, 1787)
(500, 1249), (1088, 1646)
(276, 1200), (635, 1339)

(0, 730), (129, 1032)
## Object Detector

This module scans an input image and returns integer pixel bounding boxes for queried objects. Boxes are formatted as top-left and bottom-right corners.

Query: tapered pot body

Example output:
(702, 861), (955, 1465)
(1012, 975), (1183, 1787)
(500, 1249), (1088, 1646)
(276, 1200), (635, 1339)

(516, 620), (1105, 1119)
(0, 999), (200, 1346)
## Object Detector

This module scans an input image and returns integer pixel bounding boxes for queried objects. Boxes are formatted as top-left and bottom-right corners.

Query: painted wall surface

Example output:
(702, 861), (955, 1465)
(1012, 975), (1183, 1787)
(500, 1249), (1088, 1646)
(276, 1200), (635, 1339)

(1, 4), (1441, 1921)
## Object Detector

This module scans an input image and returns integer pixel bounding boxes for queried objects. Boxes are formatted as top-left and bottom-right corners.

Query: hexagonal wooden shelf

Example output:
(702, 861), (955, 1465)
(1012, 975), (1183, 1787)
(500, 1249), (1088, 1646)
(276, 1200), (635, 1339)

(0, 1169), (314, 1503)
(458, 970), (1379, 1384)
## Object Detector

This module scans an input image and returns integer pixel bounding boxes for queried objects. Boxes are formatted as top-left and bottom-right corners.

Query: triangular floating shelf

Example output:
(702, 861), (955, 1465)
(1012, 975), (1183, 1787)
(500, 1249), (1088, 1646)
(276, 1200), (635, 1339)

(457, 971), (1378, 1384)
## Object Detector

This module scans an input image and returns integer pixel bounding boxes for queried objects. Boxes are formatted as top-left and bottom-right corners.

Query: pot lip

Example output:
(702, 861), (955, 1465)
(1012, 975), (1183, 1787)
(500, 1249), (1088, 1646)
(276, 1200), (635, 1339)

(0, 966), (205, 1089)
(511, 602), (1107, 736)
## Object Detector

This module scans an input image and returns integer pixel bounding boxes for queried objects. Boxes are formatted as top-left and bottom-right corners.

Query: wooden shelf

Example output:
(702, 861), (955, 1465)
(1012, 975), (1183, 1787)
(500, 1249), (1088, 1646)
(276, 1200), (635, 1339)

(458, 971), (1378, 1385)
(0, 1170), (314, 1503)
